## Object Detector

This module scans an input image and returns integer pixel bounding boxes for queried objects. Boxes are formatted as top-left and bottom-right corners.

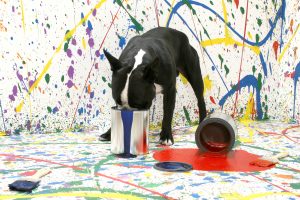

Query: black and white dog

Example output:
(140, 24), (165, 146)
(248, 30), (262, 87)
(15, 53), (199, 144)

(100, 27), (206, 145)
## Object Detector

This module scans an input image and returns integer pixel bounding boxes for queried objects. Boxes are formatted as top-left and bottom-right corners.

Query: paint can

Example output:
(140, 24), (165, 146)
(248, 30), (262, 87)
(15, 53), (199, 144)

(195, 112), (237, 154)
(111, 107), (149, 157)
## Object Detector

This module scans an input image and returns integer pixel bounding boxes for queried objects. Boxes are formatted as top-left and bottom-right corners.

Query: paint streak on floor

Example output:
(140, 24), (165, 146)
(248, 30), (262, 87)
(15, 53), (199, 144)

(0, 120), (300, 199)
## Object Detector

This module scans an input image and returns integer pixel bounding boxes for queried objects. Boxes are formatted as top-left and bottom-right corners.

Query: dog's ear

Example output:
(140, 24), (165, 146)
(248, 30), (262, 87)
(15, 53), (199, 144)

(143, 57), (159, 83)
(103, 49), (122, 71)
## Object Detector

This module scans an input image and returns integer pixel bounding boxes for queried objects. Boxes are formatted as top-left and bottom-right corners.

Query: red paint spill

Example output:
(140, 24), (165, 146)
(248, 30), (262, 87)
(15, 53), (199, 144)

(20, 170), (37, 176)
(153, 148), (274, 172)
(273, 41), (279, 60)
(210, 96), (216, 104)
(234, 0), (239, 8)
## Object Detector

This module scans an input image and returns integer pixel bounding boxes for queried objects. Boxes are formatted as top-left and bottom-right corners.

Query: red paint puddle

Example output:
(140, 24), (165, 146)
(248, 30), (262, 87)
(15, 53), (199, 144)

(153, 148), (274, 172)
(273, 41), (279, 60)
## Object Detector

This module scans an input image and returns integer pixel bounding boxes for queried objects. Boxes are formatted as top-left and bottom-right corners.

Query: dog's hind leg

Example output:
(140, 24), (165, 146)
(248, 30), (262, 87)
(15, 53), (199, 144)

(181, 46), (207, 123)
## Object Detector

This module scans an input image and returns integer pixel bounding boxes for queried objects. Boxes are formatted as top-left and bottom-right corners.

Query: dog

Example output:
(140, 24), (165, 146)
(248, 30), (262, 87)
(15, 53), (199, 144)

(100, 27), (206, 145)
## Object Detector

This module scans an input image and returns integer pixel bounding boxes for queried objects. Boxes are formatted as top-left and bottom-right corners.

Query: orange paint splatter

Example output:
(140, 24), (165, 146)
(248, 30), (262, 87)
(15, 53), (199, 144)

(273, 41), (279, 60)
(290, 19), (294, 33)
(87, 84), (91, 94)
(234, 0), (239, 8)
(274, 174), (294, 179)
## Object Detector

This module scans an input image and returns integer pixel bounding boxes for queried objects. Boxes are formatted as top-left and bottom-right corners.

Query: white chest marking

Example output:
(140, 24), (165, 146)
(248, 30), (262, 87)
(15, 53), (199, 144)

(120, 49), (146, 108)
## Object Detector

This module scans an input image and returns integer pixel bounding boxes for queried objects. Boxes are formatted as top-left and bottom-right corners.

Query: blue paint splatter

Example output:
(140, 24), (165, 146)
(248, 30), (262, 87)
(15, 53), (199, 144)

(219, 75), (263, 119)
(293, 62), (300, 119)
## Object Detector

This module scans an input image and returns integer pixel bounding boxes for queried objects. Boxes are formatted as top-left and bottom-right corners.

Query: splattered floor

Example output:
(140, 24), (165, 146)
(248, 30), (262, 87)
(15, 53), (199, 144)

(1, 121), (300, 199)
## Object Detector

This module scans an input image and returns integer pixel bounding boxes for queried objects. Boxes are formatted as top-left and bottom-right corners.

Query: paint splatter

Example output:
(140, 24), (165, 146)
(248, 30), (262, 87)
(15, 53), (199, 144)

(45, 74), (50, 84)
(272, 41), (279, 60)
(210, 96), (216, 104)
(183, 106), (192, 126)
(234, 0), (239, 8)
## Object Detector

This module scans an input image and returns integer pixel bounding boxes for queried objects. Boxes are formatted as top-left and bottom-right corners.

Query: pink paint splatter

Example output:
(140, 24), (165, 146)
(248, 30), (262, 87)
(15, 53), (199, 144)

(71, 38), (77, 45)
(20, 170), (37, 176)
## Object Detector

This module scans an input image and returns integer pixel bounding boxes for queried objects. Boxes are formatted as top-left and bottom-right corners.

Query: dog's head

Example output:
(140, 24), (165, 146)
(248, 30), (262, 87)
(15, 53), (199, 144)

(104, 49), (158, 110)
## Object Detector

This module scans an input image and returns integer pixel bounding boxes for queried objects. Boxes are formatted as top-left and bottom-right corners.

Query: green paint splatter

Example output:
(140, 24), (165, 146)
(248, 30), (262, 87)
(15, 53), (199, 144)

(224, 64), (229, 76)
(227, 0), (232, 2)
(182, 0), (196, 15)
(126, 4), (131, 10)
(252, 65), (256, 74)
(129, 16), (143, 32)
(47, 106), (52, 113)
(209, 16), (213, 21)
(210, 1), (214, 5)
(203, 28), (211, 40)
(265, 95), (268, 101)
(45, 73), (50, 84)
(61, 75), (64, 82)
(102, 76), (107, 82)
(22, 61), (26, 64)
(257, 18), (262, 27)
(255, 5), (259, 9)
(160, 10), (163, 15)
(257, 73), (262, 90)
(231, 13), (235, 19)
(46, 24), (50, 29)
(183, 106), (192, 126)
(108, 83), (112, 88)
(18, 83), (22, 93)
(66, 92), (70, 98)
(64, 42), (69, 52)
(142, 11), (146, 15)
(70, 181), (83, 186)
(240, 7), (245, 14)
(115, 0), (143, 32)
(94, 155), (115, 173)
(218, 54), (224, 68)
(255, 34), (260, 44)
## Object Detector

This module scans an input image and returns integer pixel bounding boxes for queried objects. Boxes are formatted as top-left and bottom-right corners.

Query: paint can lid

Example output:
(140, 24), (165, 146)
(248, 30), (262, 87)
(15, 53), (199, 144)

(154, 161), (193, 172)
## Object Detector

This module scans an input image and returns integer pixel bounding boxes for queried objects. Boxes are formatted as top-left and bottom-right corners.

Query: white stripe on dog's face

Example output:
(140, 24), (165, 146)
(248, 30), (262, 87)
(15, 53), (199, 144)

(120, 49), (146, 108)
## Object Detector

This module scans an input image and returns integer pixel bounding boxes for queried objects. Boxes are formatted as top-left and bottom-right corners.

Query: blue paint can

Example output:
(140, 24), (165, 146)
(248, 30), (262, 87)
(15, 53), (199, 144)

(110, 107), (149, 157)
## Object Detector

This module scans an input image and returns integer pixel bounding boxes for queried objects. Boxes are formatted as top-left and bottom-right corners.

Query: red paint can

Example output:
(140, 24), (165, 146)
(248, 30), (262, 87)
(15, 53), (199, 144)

(195, 113), (237, 154)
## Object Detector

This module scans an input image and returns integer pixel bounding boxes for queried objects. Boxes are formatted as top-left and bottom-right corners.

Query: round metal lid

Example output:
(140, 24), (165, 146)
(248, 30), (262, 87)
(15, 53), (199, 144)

(154, 161), (193, 172)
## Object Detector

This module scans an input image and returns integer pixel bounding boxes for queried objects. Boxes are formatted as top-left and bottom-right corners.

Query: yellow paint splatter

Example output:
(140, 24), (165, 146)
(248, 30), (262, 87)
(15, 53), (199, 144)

(221, 191), (299, 200)
(247, 32), (253, 40)
(0, 131), (6, 136)
(20, 0), (26, 32)
(15, 0), (107, 112)
(203, 75), (212, 95)
(201, 37), (260, 55)
(179, 73), (188, 85)
(15, 100), (24, 113)
(165, 0), (176, 26)
(200, 0), (260, 55)
(278, 24), (300, 62)
(0, 192), (143, 200)
(241, 92), (255, 121)
(82, 37), (87, 50)
(239, 94), (256, 143)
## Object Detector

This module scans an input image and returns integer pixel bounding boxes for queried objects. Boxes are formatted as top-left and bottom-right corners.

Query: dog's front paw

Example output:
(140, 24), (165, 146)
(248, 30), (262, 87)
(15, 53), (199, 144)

(99, 129), (111, 141)
(159, 131), (174, 146)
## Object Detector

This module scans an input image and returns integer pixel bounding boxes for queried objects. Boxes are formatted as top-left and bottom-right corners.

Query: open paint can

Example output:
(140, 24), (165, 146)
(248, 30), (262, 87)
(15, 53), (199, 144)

(111, 107), (149, 157)
(195, 112), (237, 154)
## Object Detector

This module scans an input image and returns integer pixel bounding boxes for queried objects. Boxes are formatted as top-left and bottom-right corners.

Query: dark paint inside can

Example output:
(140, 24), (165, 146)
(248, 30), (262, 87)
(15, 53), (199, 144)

(195, 113), (237, 154)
